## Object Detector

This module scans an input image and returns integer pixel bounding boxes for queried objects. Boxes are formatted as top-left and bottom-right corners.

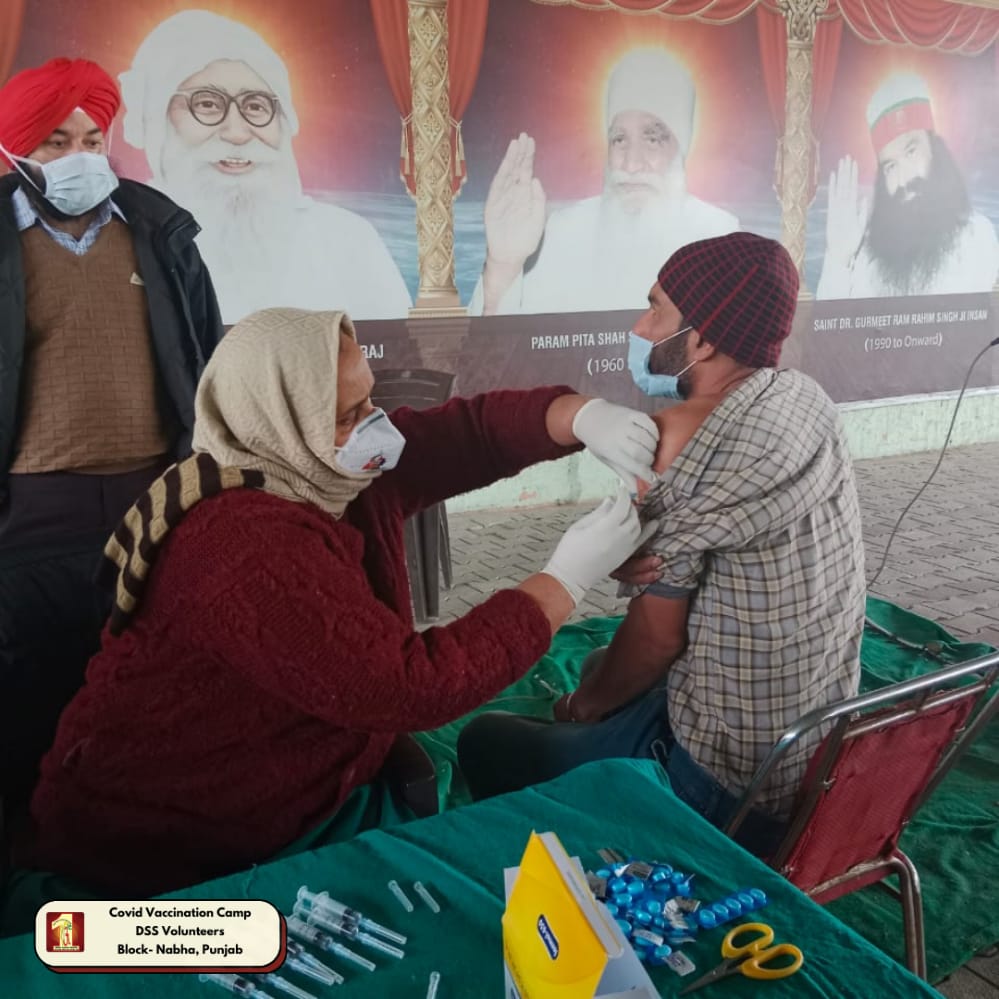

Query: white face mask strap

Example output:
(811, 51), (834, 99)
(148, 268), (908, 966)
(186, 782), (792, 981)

(0, 141), (32, 185)
(651, 324), (693, 350)
(0, 142), (52, 203)
(647, 324), (697, 381)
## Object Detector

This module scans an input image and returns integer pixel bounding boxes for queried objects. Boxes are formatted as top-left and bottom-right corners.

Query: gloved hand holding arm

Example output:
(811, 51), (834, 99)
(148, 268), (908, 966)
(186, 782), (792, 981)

(542, 487), (656, 603)
(570, 398), (660, 490)
(515, 489), (657, 638)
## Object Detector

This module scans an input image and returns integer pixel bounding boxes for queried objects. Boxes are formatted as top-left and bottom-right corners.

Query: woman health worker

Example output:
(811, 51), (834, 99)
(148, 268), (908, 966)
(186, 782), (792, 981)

(17, 307), (658, 896)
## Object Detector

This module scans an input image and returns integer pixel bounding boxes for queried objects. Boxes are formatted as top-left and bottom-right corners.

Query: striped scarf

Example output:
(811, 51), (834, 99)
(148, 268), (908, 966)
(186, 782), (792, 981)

(99, 452), (265, 636)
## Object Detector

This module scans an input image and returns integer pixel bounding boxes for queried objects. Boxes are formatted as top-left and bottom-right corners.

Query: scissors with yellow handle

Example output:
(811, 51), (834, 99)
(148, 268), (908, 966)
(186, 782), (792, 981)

(678, 922), (804, 994)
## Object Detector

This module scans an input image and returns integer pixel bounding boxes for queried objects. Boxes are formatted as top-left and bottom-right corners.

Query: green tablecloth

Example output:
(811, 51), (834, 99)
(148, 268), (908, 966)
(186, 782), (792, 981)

(416, 600), (999, 983)
(0, 759), (940, 998)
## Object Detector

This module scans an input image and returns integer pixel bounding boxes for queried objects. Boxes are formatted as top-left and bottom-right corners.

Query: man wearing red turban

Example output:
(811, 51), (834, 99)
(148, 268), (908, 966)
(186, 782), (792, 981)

(0, 57), (120, 166)
(0, 58), (225, 808)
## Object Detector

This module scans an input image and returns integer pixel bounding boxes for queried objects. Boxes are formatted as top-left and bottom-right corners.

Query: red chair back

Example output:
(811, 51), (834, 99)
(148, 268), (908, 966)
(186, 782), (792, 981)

(777, 696), (976, 900)
(727, 648), (999, 979)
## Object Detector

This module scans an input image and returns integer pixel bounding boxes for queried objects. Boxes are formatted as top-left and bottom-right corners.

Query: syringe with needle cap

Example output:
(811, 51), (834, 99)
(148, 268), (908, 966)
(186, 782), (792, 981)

(295, 887), (406, 946)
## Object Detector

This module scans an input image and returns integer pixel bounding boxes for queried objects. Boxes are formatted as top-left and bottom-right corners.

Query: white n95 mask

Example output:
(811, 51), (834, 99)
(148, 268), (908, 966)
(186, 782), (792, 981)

(335, 408), (406, 473)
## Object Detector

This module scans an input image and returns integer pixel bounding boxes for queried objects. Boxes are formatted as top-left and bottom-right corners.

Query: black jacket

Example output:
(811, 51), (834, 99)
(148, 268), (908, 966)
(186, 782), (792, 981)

(0, 174), (225, 504)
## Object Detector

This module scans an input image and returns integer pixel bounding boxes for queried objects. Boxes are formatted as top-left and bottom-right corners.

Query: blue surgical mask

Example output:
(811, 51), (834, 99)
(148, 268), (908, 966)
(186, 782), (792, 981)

(627, 327), (695, 399)
(5, 147), (118, 217)
(335, 408), (406, 473)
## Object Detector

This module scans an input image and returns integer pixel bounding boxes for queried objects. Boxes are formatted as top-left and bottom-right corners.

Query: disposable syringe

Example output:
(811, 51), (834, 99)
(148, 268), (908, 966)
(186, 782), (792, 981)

(292, 901), (404, 960)
(251, 974), (317, 999)
(295, 887), (407, 945)
(286, 915), (375, 972)
(284, 938), (344, 986)
(199, 973), (274, 998)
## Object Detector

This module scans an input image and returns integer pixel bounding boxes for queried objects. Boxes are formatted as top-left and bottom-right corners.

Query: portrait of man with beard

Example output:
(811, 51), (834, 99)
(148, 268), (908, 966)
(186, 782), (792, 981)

(119, 9), (412, 325)
(817, 72), (999, 300)
(469, 48), (740, 316)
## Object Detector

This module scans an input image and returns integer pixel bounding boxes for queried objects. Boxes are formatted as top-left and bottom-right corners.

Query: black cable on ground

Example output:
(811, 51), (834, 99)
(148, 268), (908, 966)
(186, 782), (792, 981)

(864, 336), (998, 654)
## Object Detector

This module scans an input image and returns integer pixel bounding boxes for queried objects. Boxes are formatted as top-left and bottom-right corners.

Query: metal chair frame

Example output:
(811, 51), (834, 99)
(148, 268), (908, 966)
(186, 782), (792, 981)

(726, 650), (999, 979)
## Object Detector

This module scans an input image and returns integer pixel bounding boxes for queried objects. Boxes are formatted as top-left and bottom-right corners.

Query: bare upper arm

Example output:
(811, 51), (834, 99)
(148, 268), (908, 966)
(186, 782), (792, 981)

(573, 588), (692, 719)
(604, 589), (691, 672)
(651, 401), (715, 474)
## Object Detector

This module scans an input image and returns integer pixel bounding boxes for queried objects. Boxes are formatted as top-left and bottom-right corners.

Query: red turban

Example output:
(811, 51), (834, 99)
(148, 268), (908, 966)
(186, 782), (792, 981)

(0, 57), (121, 165)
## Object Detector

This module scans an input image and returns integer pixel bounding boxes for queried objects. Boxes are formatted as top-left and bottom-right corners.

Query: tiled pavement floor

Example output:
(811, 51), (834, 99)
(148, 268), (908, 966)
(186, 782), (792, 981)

(439, 441), (999, 996)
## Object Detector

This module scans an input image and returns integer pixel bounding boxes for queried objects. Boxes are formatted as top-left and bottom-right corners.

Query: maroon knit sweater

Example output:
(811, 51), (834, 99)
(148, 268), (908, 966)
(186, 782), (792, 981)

(23, 387), (579, 895)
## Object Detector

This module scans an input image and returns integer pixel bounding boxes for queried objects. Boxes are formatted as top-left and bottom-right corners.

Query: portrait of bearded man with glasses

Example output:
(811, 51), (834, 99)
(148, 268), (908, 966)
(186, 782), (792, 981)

(119, 9), (412, 324)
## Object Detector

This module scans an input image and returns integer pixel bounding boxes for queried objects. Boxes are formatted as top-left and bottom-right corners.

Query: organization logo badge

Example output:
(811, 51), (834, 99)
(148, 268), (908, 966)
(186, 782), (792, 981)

(47, 912), (85, 952)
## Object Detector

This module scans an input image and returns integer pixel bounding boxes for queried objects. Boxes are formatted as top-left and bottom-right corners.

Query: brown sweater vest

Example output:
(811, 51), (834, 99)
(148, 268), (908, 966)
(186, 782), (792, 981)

(12, 219), (171, 473)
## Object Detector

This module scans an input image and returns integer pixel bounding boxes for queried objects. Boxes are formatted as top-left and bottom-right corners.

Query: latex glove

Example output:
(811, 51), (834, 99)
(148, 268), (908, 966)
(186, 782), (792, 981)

(572, 398), (659, 489)
(542, 488), (658, 605)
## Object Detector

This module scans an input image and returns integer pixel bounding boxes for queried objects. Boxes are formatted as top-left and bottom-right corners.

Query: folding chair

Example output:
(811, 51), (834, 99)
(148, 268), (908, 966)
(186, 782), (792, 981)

(370, 368), (456, 623)
(726, 649), (999, 980)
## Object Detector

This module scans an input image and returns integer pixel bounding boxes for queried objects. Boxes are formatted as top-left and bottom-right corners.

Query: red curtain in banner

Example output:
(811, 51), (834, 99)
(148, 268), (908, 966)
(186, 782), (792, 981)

(0, 0), (26, 174)
(370, 0), (488, 196)
(811, 21), (841, 141)
(755, 5), (842, 202)
(373, 0), (999, 196)
(830, 0), (999, 54)
(0, 0), (26, 84)
(370, 0), (415, 193)
(756, 6), (785, 133)
(444, 0), (489, 195)
(531, 0), (760, 21)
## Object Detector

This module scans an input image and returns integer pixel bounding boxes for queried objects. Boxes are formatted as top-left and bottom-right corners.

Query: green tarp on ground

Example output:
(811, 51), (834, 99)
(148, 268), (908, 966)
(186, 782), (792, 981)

(414, 596), (999, 985)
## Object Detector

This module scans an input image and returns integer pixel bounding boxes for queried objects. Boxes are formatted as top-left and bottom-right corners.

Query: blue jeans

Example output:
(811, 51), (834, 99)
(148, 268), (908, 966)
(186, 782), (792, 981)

(457, 656), (787, 859)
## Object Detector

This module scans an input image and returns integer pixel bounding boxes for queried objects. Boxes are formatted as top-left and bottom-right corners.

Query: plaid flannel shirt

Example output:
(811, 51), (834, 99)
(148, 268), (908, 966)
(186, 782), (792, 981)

(624, 368), (866, 815)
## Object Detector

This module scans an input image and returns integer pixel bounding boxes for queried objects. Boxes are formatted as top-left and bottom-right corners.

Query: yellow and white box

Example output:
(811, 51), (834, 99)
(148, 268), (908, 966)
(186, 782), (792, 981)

(502, 831), (659, 999)
(36, 900), (284, 973)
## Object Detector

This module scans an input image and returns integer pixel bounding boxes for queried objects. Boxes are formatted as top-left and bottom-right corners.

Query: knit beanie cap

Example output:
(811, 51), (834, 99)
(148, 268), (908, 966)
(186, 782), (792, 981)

(656, 232), (799, 368)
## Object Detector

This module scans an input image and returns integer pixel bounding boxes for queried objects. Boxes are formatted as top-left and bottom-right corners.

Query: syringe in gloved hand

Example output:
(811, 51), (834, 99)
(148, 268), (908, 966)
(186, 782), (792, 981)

(296, 887), (407, 946)
(286, 914), (375, 972)
(292, 900), (405, 960)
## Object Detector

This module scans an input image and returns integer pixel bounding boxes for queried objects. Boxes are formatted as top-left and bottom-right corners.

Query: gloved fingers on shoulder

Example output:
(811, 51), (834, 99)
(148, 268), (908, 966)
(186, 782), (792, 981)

(636, 520), (660, 548)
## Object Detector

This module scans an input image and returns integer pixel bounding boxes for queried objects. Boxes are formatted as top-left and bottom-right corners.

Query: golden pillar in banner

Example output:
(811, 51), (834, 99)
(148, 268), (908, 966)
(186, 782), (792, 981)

(408, 0), (464, 317)
(776, 0), (824, 285)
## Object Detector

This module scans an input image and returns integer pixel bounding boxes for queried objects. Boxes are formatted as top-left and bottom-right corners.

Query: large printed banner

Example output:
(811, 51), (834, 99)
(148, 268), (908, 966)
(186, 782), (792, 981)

(803, 25), (999, 398)
(12, 1), (416, 324)
(6, 0), (999, 403)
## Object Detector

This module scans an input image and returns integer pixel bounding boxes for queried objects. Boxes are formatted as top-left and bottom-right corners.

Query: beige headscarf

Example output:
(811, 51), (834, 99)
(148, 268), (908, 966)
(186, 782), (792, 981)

(193, 307), (377, 519)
